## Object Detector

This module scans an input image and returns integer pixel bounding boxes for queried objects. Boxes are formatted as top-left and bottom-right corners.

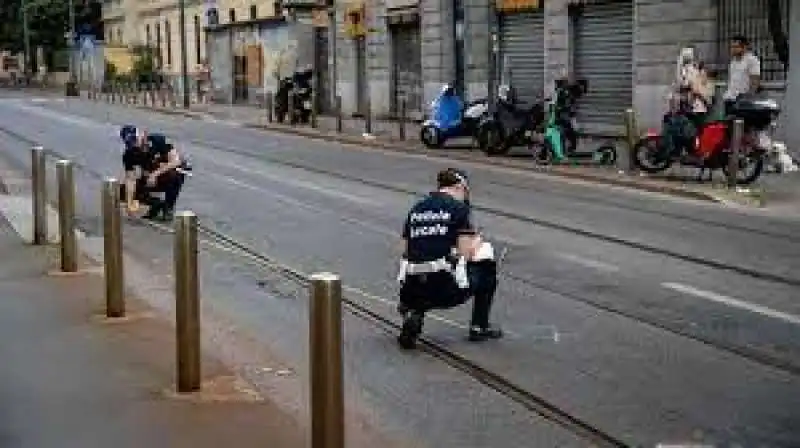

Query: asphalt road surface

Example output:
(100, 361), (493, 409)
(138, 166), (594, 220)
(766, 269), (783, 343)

(0, 92), (799, 447)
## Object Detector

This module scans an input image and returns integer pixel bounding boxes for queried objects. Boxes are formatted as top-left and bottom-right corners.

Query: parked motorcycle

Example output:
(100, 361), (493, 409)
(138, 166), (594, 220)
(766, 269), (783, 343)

(275, 67), (314, 125)
(477, 84), (546, 156)
(420, 84), (488, 149)
(633, 94), (780, 185)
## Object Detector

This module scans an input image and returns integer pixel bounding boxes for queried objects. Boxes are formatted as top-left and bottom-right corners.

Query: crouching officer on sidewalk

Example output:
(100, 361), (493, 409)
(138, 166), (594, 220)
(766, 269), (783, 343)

(396, 168), (502, 349)
(120, 125), (189, 221)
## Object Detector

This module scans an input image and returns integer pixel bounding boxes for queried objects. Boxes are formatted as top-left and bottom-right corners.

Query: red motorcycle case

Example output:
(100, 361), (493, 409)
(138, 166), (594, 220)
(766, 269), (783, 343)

(696, 122), (727, 159)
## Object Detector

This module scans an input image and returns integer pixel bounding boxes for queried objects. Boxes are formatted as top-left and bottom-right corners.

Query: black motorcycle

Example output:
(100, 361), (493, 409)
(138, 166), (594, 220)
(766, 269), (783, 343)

(275, 68), (314, 125)
(477, 85), (546, 156)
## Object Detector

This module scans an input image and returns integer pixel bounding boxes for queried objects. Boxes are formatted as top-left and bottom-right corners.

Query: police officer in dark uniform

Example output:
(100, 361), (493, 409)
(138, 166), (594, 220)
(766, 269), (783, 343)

(397, 168), (502, 349)
(120, 126), (188, 221)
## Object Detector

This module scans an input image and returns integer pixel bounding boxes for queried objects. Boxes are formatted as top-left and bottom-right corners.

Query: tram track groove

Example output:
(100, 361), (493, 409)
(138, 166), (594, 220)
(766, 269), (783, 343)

(1, 125), (798, 376)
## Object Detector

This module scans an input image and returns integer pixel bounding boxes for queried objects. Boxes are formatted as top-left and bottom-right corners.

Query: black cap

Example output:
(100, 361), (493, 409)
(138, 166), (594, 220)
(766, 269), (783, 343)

(437, 168), (469, 189)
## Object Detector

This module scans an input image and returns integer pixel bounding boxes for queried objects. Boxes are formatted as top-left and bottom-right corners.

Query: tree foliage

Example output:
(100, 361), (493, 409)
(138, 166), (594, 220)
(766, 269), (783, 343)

(0, 0), (98, 65)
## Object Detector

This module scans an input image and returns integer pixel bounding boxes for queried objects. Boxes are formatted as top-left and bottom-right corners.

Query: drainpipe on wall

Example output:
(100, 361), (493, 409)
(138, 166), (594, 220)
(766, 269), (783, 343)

(330, 8), (337, 108)
(487, 0), (498, 111)
(453, 0), (465, 97)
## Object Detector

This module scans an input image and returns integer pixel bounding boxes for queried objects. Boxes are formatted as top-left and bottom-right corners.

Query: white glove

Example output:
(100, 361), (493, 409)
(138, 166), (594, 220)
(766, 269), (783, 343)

(472, 241), (495, 261)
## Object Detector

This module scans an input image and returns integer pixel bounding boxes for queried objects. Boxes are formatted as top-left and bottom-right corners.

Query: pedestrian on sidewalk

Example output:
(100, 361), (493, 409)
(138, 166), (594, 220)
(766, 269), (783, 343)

(723, 34), (762, 115)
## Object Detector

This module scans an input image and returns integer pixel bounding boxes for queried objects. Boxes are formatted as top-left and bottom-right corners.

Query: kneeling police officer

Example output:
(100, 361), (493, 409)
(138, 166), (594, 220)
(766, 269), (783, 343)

(397, 168), (502, 349)
(120, 125), (188, 221)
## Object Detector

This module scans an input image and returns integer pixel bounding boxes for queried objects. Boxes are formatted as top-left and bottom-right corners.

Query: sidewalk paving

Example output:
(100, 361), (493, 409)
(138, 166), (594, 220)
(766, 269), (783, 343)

(0, 217), (306, 448)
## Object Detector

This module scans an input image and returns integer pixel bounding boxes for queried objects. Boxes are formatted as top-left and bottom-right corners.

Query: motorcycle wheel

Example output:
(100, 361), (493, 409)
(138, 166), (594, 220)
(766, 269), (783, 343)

(479, 123), (509, 156)
(420, 126), (443, 149)
(722, 151), (765, 185)
(633, 136), (672, 173)
(594, 143), (618, 165)
(533, 139), (554, 165)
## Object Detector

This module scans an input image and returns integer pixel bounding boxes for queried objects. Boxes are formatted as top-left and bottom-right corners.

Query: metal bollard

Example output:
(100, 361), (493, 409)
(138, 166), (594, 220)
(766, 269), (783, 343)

(365, 98), (373, 135)
(288, 93), (295, 125)
(309, 272), (344, 448)
(335, 96), (342, 133)
(174, 211), (201, 393)
(31, 146), (48, 245)
(311, 91), (318, 129)
(266, 92), (274, 123)
(399, 99), (407, 141)
(624, 108), (638, 173)
(727, 119), (744, 189)
(102, 178), (125, 318)
(55, 160), (78, 272)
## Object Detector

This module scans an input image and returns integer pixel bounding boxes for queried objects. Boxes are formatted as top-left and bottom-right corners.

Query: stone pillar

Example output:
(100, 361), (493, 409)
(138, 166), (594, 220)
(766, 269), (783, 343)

(633, 0), (717, 130)
(544, 0), (571, 99)
(782, 3), (800, 158)
(463, 0), (491, 100)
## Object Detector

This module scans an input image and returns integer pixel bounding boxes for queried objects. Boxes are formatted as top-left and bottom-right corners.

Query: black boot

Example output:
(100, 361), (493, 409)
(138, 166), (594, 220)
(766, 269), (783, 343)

(398, 311), (424, 350)
(468, 325), (504, 342)
(159, 205), (175, 222)
(142, 199), (164, 220)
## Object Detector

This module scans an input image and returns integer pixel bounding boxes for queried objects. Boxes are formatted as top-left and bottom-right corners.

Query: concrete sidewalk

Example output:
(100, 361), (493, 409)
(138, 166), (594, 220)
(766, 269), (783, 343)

(0, 217), (306, 448)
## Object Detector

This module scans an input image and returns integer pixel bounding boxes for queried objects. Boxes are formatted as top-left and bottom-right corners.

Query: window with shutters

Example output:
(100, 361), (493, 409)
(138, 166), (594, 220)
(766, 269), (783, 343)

(155, 23), (162, 67)
(165, 20), (172, 67)
(246, 44), (263, 88)
(194, 15), (201, 65)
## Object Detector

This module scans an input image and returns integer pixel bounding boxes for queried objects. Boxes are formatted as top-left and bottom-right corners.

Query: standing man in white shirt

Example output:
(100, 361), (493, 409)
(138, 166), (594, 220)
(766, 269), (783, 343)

(723, 34), (762, 115)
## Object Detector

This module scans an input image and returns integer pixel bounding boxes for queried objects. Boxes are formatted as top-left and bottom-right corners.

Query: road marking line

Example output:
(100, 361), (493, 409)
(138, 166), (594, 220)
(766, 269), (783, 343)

(662, 282), (800, 326)
(194, 151), (377, 206)
(556, 253), (620, 272)
(208, 172), (394, 237)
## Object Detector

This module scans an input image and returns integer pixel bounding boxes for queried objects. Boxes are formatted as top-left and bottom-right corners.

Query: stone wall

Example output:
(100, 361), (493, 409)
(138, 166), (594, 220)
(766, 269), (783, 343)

(633, 0), (717, 130)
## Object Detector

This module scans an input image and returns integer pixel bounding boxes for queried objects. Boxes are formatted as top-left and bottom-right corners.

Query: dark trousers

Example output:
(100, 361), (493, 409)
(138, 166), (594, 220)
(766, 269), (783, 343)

(399, 260), (498, 328)
(134, 169), (185, 212)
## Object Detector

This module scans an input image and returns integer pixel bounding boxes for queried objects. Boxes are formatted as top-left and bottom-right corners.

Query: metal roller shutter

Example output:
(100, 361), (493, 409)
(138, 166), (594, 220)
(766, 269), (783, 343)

(573, 0), (634, 133)
(499, 11), (545, 105)
(391, 23), (423, 116)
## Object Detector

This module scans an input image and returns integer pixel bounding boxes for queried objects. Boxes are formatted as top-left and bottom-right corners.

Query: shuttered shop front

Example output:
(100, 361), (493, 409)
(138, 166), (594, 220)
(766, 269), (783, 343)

(573, 0), (634, 133)
(498, 10), (545, 104)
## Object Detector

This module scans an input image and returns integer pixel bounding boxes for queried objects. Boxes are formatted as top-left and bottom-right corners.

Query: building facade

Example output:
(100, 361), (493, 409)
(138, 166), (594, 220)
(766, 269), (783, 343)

(329, 0), (788, 134)
(101, 0), (281, 79)
(102, 0), (792, 142)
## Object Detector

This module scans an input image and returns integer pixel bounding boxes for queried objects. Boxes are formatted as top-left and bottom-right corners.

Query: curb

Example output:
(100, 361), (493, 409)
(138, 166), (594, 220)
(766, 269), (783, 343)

(134, 103), (721, 203)
(241, 123), (723, 204)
